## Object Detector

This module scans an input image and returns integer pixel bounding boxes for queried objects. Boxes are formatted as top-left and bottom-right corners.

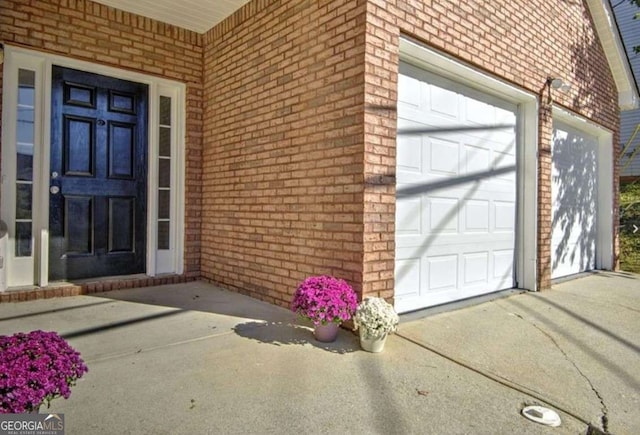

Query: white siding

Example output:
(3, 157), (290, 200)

(612, 0), (640, 176)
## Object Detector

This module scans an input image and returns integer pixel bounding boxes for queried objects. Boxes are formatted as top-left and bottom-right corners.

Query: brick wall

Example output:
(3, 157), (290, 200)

(201, 0), (620, 306)
(201, 0), (368, 307)
(0, 0), (204, 276)
(0, 0), (622, 303)
(362, 0), (620, 291)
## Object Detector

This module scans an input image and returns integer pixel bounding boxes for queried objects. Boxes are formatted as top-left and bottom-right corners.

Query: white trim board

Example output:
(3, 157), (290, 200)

(399, 37), (539, 292)
(1, 45), (186, 288)
(586, 0), (639, 110)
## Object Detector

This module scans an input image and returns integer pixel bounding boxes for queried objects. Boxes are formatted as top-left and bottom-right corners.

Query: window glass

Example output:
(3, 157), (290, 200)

(15, 69), (35, 257)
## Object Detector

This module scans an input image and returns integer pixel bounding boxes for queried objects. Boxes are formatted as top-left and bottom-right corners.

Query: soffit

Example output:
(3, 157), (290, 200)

(589, 0), (639, 110)
(92, 0), (250, 33)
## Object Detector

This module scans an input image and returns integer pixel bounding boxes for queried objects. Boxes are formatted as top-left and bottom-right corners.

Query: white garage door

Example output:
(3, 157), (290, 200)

(551, 121), (598, 278)
(395, 63), (518, 313)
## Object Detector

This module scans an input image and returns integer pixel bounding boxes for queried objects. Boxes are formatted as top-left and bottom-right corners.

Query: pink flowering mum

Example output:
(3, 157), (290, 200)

(291, 275), (358, 325)
(0, 330), (88, 413)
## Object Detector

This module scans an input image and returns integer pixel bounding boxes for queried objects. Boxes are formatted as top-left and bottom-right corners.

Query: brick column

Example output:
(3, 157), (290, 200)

(613, 128), (621, 270)
(361, 2), (399, 302)
(537, 103), (553, 290)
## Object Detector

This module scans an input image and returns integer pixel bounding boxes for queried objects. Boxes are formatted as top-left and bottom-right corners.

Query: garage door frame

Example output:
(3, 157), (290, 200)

(397, 38), (539, 311)
(552, 106), (614, 275)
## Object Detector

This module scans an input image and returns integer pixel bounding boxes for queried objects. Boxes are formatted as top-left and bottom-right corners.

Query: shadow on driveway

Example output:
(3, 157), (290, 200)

(233, 321), (359, 354)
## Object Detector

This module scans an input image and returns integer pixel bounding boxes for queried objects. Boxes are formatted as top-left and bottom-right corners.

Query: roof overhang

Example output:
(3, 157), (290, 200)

(587, 0), (639, 110)
(92, 0), (250, 34)
(94, 0), (639, 111)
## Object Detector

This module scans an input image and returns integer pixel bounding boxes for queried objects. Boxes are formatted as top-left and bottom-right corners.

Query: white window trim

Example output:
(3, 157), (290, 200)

(1, 45), (185, 288)
(151, 86), (186, 275)
(552, 105), (614, 271)
(0, 52), (45, 287)
(399, 37), (539, 291)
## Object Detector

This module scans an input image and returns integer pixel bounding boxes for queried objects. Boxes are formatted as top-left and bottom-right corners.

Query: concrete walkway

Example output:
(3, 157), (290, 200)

(0, 272), (638, 434)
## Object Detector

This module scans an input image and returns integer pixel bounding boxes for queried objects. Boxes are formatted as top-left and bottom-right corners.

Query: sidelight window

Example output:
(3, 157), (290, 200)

(157, 96), (172, 250)
(15, 69), (35, 257)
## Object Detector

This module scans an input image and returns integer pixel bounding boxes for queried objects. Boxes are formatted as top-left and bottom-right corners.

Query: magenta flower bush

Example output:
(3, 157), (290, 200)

(291, 275), (358, 326)
(0, 330), (88, 414)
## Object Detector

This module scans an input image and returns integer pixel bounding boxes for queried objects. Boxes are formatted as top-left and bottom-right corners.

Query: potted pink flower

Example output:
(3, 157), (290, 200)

(0, 330), (88, 413)
(291, 275), (358, 342)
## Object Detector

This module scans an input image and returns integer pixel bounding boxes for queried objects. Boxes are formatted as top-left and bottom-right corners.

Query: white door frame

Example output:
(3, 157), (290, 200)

(1, 45), (186, 288)
(399, 37), (539, 293)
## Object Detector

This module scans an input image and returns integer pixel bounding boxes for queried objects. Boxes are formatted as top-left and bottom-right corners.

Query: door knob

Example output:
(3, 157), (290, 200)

(50, 186), (60, 194)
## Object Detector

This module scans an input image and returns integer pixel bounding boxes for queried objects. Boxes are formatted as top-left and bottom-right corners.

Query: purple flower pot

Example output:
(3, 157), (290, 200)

(313, 323), (340, 342)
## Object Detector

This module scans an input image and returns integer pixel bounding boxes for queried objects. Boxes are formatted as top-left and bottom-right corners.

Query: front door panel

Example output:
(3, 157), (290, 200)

(49, 66), (148, 281)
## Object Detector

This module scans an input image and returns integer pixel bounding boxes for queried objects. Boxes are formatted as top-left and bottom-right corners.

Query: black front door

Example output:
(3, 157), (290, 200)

(49, 66), (148, 281)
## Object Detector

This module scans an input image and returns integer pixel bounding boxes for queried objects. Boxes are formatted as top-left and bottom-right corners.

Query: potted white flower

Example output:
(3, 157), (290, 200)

(353, 297), (399, 353)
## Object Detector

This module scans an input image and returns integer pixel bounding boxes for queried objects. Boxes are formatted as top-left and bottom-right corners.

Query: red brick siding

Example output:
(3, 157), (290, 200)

(0, 0), (622, 305)
(0, 0), (204, 277)
(362, 0), (620, 292)
(537, 105), (554, 288)
(361, 3), (399, 301)
(201, 0), (368, 307)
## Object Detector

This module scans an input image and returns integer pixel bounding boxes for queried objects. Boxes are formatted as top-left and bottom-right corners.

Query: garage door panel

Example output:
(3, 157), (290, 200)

(552, 243), (596, 278)
(430, 137), (460, 175)
(398, 195), (515, 243)
(551, 121), (598, 278)
(495, 106), (517, 124)
(397, 135), (422, 173)
(552, 216), (595, 245)
(493, 249), (514, 280)
(464, 144), (491, 173)
(396, 66), (517, 312)
(395, 258), (421, 299)
(396, 246), (514, 312)
(429, 197), (458, 233)
(463, 252), (489, 285)
(396, 196), (422, 236)
(465, 98), (495, 125)
(490, 131), (517, 149)
(430, 86), (459, 118)
(428, 255), (458, 291)
(494, 201), (516, 232)
(398, 73), (421, 107)
(463, 200), (489, 232)
(494, 149), (516, 167)
(495, 164), (516, 180)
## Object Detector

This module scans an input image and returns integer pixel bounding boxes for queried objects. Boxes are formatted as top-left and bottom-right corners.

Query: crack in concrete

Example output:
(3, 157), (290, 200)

(529, 322), (609, 433)
(498, 303), (610, 433)
(395, 331), (591, 428)
(85, 329), (237, 364)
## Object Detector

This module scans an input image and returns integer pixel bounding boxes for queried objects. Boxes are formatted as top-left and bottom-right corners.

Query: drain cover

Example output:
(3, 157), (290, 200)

(521, 405), (562, 427)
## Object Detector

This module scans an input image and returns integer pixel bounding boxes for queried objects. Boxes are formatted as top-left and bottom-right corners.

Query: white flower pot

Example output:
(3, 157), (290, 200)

(359, 331), (387, 353)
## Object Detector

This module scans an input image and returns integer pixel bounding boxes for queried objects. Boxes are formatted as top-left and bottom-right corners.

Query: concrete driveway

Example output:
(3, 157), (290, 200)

(0, 272), (638, 434)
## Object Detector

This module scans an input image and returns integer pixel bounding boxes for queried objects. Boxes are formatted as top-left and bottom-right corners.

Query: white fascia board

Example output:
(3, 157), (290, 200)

(587, 0), (639, 110)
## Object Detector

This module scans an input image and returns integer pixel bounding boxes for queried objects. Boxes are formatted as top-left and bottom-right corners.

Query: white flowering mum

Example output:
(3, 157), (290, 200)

(354, 297), (399, 339)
